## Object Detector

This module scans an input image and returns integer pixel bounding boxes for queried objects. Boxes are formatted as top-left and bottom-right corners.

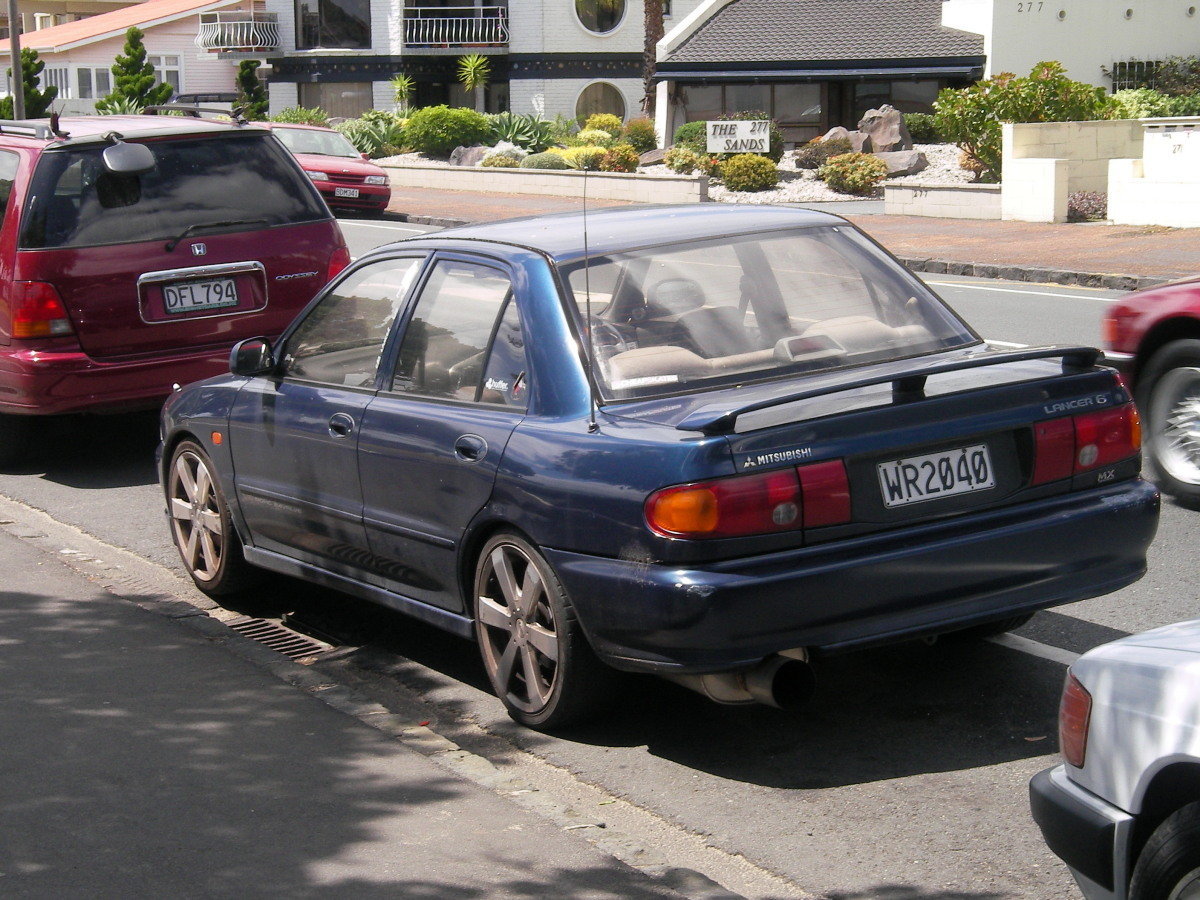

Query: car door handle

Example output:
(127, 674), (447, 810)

(454, 433), (488, 463)
(328, 412), (355, 438)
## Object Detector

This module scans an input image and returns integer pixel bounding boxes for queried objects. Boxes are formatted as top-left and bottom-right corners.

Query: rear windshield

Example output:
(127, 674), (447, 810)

(19, 132), (329, 249)
(561, 225), (979, 400)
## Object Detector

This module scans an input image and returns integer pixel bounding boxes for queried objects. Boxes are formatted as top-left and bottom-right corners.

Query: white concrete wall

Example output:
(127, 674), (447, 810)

(379, 160), (707, 202)
(884, 182), (1002, 219)
(942, 0), (1200, 87)
(999, 120), (1144, 221)
(268, 79), (298, 115)
(1109, 119), (1200, 226)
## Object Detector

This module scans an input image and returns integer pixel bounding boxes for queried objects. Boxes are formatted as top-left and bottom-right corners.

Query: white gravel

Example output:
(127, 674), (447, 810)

(377, 143), (976, 204)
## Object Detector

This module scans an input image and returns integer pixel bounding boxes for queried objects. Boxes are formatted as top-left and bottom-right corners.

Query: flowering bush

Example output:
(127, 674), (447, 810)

(793, 136), (852, 170)
(621, 117), (658, 153)
(575, 128), (615, 148)
(818, 153), (889, 195)
(1067, 191), (1108, 222)
(560, 146), (607, 170)
(600, 143), (640, 173)
(584, 113), (623, 134)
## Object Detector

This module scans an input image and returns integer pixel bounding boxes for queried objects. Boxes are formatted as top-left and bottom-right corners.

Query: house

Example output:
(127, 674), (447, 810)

(652, 0), (985, 146)
(19, 0), (263, 113)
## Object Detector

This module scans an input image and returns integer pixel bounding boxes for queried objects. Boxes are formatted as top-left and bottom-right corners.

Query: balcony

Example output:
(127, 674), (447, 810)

(196, 11), (280, 53)
(404, 6), (508, 49)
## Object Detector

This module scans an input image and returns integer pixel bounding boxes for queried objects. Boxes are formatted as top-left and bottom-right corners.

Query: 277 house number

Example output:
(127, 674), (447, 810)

(1016, 1), (1044, 10)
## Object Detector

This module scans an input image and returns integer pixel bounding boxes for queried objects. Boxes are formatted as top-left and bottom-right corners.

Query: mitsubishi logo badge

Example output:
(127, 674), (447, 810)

(191, 243), (207, 256)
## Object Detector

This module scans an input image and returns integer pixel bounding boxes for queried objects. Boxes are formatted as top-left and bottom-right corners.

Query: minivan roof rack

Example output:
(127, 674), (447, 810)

(0, 121), (55, 140)
(144, 105), (247, 125)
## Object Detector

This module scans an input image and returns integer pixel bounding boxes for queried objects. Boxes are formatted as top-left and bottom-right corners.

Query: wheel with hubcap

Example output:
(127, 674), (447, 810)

(1139, 339), (1200, 505)
(473, 532), (614, 729)
(1130, 801), (1200, 900)
(167, 439), (257, 596)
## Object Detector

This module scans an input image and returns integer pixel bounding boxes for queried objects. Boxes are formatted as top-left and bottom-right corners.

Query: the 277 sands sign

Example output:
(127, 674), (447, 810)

(706, 120), (769, 153)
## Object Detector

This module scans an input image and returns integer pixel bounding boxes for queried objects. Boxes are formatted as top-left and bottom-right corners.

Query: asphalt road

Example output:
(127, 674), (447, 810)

(2, 214), (1192, 900)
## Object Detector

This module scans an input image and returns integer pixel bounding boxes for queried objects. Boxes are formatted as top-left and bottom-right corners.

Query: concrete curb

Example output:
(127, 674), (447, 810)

(391, 212), (1165, 292)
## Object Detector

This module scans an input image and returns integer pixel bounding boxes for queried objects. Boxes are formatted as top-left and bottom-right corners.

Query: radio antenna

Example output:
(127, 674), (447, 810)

(582, 166), (599, 433)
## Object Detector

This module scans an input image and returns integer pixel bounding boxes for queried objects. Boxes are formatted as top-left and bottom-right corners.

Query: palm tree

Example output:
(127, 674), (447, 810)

(643, 0), (665, 116)
(457, 53), (491, 114)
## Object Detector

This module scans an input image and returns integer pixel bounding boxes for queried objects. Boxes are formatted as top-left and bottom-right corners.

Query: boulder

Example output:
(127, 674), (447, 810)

(874, 150), (929, 177)
(450, 144), (489, 167)
(819, 126), (871, 153)
(639, 148), (667, 166)
(858, 105), (912, 152)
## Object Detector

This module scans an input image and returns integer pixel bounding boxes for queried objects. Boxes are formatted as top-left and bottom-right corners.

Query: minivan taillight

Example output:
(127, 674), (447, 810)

(327, 245), (351, 282)
(12, 282), (73, 339)
(1031, 403), (1141, 486)
(645, 460), (851, 539)
(1059, 671), (1092, 768)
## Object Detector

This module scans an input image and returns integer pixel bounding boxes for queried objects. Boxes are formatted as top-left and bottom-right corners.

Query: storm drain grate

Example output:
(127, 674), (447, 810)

(225, 615), (336, 662)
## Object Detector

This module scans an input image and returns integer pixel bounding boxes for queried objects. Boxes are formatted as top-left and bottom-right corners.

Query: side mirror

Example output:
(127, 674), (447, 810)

(230, 337), (274, 377)
(360, 153), (370, 161)
(101, 140), (156, 175)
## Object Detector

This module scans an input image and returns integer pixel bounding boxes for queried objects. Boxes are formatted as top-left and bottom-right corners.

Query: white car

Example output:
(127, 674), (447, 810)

(1030, 619), (1200, 899)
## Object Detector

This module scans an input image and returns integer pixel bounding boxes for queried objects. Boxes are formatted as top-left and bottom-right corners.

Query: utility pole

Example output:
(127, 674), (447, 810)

(7, 0), (23, 119)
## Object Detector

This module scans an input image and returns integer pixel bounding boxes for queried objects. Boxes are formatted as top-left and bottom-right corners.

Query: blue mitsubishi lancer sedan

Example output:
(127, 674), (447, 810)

(159, 205), (1159, 729)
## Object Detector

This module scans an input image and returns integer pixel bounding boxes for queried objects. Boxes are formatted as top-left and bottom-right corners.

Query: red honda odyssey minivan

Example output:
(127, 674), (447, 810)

(0, 111), (350, 465)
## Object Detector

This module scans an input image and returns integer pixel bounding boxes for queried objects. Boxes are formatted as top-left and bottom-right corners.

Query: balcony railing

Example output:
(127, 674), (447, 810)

(403, 6), (508, 48)
(196, 11), (280, 52)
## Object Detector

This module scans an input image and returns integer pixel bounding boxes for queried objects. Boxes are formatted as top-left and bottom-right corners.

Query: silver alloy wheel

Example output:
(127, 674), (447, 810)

(168, 448), (225, 584)
(475, 541), (560, 714)
(1151, 366), (1200, 486)
(1170, 867), (1200, 900)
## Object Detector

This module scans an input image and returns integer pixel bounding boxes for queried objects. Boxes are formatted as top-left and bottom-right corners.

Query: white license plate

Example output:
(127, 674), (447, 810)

(162, 278), (239, 314)
(877, 443), (996, 508)
(334, 186), (360, 198)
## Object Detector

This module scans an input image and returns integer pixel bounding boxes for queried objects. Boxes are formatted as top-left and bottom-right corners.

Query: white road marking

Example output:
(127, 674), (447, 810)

(925, 280), (1122, 301)
(986, 632), (1080, 666)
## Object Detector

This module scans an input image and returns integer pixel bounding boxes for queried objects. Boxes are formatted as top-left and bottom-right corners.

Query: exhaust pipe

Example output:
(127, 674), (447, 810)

(663, 653), (816, 711)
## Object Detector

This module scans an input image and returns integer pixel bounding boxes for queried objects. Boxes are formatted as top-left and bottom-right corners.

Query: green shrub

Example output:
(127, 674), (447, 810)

(584, 113), (623, 134)
(402, 105), (494, 157)
(793, 136), (852, 169)
(561, 146), (606, 170)
(664, 146), (700, 173)
(621, 117), (658, 153)
(1167, 93), (1200, 116)
(818, 152), (890, 195)
(933, 61), (1114, 181)
(337, 111), (405, 157)
(904, 112), (941, 143)
(272, 106), (329, 126)
(481, 155), (519, 168)
(487, 112), (555, 152)
(672, 120), (707, 149)
(520, 151), (571, 170)
(600, 143), (640, 173)
(719, 153), (779, 191)
(1110, 88), (1174, 119)
(576, 128), (615, 147)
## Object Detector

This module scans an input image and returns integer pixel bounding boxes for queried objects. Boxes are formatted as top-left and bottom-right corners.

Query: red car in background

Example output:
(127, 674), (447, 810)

(265, 123), (391, 216)
(1105, 277), (1200, 503)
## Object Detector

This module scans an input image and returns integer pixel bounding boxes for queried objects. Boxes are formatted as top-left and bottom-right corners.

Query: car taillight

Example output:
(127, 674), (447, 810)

(1059, 671), (1092, 768)
(12, 282), (73, 339)
(646, 460), (851, 539)
(1031, 403), (1141, 486)
(327, 245), (351, 282)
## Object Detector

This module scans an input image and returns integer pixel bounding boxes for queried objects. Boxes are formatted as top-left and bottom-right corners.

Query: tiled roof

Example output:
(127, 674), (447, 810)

(25, 0), (240, 52)
(665, 0), (985, 64)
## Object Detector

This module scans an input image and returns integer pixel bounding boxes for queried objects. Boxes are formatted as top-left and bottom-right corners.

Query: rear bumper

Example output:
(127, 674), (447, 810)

(545, 479), (1159, 673)
(1029, 766), (1134, 900)
(0, 345), (228, 415)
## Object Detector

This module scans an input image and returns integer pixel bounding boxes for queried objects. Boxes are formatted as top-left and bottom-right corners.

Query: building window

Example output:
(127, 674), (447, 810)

(298, 81), (372, 118)
(296, 0), (371, 49)
(77, 67), (112, 100)
(43, 66), (70, 98)
(575, 0), (625, 34)
(147, 55), (181, 93)
(1109, 59), (1159, 91)
(576, 81), (625, 121)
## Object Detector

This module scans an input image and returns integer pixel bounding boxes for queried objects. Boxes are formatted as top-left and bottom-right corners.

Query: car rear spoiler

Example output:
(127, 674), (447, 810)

(675, 345), (1103, 435)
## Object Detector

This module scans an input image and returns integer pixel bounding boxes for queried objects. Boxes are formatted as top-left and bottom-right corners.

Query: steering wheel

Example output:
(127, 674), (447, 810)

(589, 319), (632, 357)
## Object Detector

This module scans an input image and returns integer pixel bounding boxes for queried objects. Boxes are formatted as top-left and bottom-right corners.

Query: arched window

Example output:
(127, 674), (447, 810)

(576, 82), (626, 122)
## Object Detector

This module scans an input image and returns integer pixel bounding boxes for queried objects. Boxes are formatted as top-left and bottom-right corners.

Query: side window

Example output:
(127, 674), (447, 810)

(391, 259), (525, 405)
(283, 257), (423, 387)
(0, 150), (19, 226)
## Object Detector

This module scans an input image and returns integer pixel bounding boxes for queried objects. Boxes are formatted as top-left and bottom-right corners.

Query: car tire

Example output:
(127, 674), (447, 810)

(1130, 801), (1200, 900)
(0, 413), (36, 469)
(473, 532), (616, 729)
(1137, 339), (1200, 505)
(166, 439), (258, 596)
